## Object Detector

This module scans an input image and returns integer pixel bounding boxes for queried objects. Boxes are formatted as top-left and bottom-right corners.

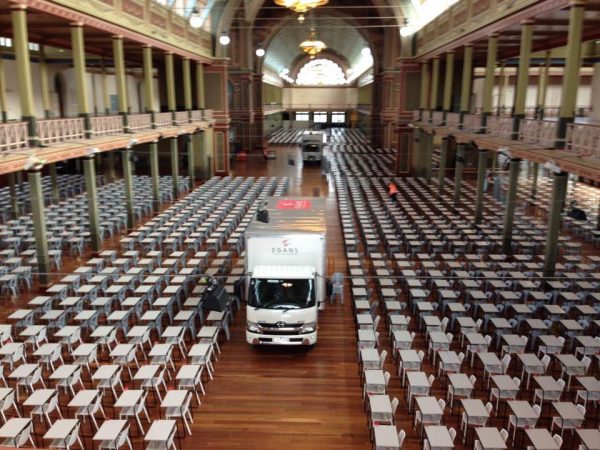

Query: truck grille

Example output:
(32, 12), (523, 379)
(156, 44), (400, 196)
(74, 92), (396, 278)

(257, 322), (304, 335)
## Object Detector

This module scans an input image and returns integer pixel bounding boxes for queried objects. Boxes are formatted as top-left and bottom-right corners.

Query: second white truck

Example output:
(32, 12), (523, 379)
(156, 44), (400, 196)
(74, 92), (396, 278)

(300, 131), (326, 162)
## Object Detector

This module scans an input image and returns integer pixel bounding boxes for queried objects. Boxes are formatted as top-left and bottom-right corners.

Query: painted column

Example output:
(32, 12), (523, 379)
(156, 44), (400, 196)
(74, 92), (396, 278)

(196, 62), (205, 109)
(543, 171), (569, 278)
(536, 52), (551, 119)
(460, 45), (473, 120)
(28, 169), (51, 285)
(8, 172), (20, 218)
(430, 57), (440, 112)
(420, 61), (430, 115)
(149, 141), (160, 212)
(0, 51), (7, 122)
(453, 143), (466, 205)
(39, 46), (51, 118)
(112, 36), (128, 128)
(513, 20), (534, 136)
(443, 51), (455, 114)
(49, 164), (59, 204)
(502, 158), (521, 254)
(424, 133), (433, 184)
(170, 137), (179, 200)
(438, 137), (448, 194)
(187, 134), (195, 189)
(474, 150), (488, 223)
(182, 58), (192, 113)
(531, 162), (539, 198)
(101, 58), (110, 115)
(496, 62), (505, 115)
(558, 0), (586, 144)
(11, 5), (37, 144)
(71, 23), (91, 137)
(482, 34), (499, 128)
(83, 155), (101, 252)
(165, 53), (176, 120)
(121, 148), (135, 229)
(142, 45), (156, 115)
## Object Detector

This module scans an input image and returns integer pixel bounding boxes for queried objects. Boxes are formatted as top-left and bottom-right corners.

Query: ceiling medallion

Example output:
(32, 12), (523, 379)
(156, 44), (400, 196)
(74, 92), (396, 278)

(299, 30), (327, 57)
(273, 0), (329, 14)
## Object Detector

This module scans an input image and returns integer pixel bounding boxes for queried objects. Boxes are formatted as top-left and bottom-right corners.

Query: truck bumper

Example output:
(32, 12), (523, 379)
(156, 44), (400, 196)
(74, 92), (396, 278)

(246, 330), (317, 346)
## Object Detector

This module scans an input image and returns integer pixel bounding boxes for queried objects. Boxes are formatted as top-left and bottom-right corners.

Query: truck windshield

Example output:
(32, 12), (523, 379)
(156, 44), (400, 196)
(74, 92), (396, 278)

(248, 278), (315, 309)
(302, 144), (319, 152)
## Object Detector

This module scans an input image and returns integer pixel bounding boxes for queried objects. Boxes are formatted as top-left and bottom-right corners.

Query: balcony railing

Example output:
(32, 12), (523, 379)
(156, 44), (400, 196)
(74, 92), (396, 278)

(0, 122), (29, 154)
(174, 111), (190, 125)
(445, 112), (460, 129)
(203, 109), (214, 119)
(191, 110), (203, 121)
(518, 119), (557, 148)
(413, 110), (421, 122)
(566, 123), (600, 159)
(154, 112), (173, 128)
(462, 114), (482, 133)
(37, 118), (85, 146)
(128, 114), (153, 132)
(431, 111), (444, 126)
(485, 116), (513, 139)
(91, 115), (124, 137)
(421, 110), (431, 123)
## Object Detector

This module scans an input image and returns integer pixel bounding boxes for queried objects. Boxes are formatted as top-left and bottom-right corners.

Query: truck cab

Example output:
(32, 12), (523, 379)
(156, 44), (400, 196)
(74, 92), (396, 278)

(300, 131), (325, 162)
(246, 265), (317, 345)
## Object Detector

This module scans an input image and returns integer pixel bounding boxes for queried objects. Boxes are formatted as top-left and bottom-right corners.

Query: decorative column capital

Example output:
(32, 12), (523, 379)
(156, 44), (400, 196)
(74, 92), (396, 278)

(69, 21), (84, 28)
(10, 4), (27, 11)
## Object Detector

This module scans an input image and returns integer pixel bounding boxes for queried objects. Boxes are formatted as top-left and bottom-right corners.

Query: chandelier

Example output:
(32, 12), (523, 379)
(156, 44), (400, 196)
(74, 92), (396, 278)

(273, 0), (329, 14)
(299, 30), (327, 58)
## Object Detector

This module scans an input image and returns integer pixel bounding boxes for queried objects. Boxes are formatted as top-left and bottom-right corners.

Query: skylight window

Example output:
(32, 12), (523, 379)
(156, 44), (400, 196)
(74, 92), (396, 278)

(296, 59), (346, 86)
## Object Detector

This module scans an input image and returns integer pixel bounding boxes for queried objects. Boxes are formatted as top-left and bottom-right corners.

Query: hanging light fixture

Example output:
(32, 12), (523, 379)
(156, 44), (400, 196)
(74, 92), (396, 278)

(219, 30), (230, 46)
(299, 29), (326, 57)
(298, 14), (305, 23)
(189, 7), (203, 28)
(273, 0), (328, 14)
(255, 44), (265, 57)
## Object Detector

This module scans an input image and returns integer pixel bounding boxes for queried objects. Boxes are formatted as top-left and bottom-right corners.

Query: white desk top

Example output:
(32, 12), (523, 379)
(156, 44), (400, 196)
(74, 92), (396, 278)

(93, 420), (128, 441)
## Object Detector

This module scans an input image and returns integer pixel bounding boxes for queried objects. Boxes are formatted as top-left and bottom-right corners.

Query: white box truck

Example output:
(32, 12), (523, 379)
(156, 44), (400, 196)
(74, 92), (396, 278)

(245, 197), (326, 346)
(300, 131), (326, 162)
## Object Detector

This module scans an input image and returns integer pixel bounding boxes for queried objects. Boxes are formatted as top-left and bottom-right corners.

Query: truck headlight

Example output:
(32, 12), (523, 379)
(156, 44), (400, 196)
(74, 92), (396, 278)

(247, 321), (260, 333)
(302, 322), (316, 333)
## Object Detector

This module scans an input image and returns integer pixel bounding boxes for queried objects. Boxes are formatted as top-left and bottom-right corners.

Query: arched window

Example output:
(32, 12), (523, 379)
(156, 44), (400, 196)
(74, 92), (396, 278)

(295, 59), (347, 86)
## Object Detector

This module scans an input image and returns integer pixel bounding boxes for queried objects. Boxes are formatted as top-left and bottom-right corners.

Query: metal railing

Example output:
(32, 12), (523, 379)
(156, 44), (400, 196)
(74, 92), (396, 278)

(518, 119), (557, 148)
(174, 111), (190, 125)
(566, 123), (600, 159)
(0, 122), (29, 154)
(431, 111), (444, 126)
(445, 112), (460, 129)
(485, 116), (513, 139)
(462, 114), (482, 133)
(91, 115), (124, 137)
(154, 112), (173, 128)
(128, 114), (153, 132)
(37, 118), (85, 146)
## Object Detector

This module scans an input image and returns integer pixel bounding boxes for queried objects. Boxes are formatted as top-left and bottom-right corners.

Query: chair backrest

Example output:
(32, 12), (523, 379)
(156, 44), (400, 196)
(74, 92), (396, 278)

(485, 402), (493, 414)
(576, 404), (586, 417)
(557, 378), (565, 389)
(520, 335), (528, 345)
(441, 317), (449, 330)
(557, 336), (565, 346)
(384, 371), (391, 387)
(470, 375), (477, 386)
(0, 390), (15, 411)
(500, 428), (509, 442)
(428, 375), (435, 387)
(512, 377), (521, 388)
(417, 350), (424, 362)
(410, 332), (416, 340)
(476, 319), (483, 330)
(502, 355), (511, 372)
(438, 399), (446, 411)
(457, 352), (465, 364)
(332, 272), (343, 285)
(448, 427), (457, 441)
(484, 335), (492, 345)
(582, 356), (592, 372)
(552, 434), (563, 448)
(533, 404), (541, 417)
(541, 355), (551, 371)
(446, 332), (453, 344)
(373, 315), (381, 330)
(379, 350), (387, 367)
(398, 429), (406, 447)
(391, 397), (399, 415)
